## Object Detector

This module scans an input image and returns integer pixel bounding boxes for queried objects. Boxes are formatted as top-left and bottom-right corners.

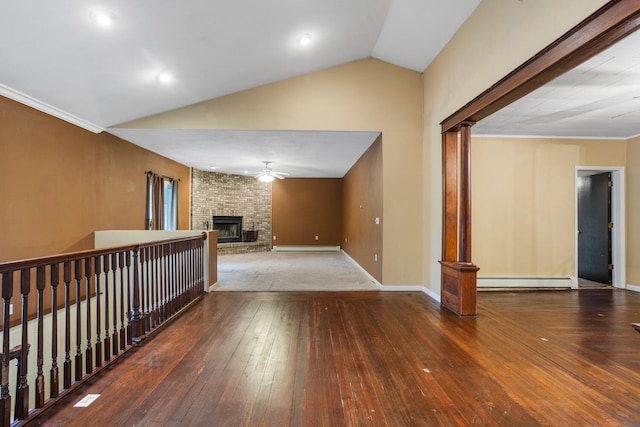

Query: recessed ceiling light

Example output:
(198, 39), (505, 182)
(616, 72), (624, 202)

(92, 11), (114, 27)
(296, 33), (313, 46)
(157, 72), (173, 84)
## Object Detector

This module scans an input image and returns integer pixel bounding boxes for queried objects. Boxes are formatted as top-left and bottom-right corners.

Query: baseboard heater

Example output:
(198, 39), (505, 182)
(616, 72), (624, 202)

(477, 277), (573, 289)
(272, 246), (341, 252)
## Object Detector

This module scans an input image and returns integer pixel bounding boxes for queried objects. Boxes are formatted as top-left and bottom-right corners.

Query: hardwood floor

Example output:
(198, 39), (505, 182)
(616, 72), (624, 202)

(31, 289), (640, 426)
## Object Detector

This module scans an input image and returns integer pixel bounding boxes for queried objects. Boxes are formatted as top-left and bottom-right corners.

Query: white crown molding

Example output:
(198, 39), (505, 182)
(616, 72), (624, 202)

(0, 84), (104, 134)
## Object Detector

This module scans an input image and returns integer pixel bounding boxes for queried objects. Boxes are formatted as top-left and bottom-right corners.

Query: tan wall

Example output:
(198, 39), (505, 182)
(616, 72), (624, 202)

(422, 0), (609, 292)
(472, 137), (626, 278)
(118, 58), (423, 286)
(627, 135), (640, 285)
(343, 136), (383, 282)
(272, 178), (342, 246)
(0, 96), (190, 263)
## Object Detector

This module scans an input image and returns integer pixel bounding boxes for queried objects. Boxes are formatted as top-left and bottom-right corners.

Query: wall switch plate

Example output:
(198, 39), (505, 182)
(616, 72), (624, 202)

(315, 236), (319, 240)
(375, 217), (380, 225)
(273, 236), (276, 240)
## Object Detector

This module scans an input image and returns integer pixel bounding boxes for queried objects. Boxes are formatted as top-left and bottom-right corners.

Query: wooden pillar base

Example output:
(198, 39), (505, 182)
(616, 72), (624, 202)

(440, 261), (479, 316)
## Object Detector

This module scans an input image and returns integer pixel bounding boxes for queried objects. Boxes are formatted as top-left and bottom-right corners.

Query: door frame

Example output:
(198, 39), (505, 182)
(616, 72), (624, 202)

(574, 166), (625, 289)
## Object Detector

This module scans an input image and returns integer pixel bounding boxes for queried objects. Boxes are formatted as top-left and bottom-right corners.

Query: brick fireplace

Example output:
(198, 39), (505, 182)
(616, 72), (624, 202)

(191, 169), (271, 254)
(212, 215), (243, 243)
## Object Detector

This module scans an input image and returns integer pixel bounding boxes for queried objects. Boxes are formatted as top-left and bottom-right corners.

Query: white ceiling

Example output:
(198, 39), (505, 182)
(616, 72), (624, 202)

(0, 0), (481, 178)
(108, 128), (380, 177)
(474, 29), (640, 140)
(5, 1), (639, 178)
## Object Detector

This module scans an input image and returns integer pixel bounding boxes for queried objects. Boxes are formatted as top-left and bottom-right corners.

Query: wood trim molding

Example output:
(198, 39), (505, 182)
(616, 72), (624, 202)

(441, 0), (640, 132)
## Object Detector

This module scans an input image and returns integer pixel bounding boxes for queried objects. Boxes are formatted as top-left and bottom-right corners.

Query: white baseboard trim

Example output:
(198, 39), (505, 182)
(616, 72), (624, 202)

(208, 282), (219, 292)
(477, 277), (573, 289)
(627, 284), (640, 293)
(273, 245), (341, 252)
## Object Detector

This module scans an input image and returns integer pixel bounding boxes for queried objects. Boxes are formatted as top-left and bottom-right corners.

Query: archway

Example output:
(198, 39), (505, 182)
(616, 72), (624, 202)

(439, 1), (640, 316)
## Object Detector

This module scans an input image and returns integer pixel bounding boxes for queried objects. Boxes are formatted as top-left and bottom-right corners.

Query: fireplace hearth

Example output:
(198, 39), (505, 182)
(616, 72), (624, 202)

(212, 216), (243, 243)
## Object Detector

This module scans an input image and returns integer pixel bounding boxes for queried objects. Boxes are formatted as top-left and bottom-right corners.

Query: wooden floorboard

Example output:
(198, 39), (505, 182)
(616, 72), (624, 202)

(29, 289), (640, 426)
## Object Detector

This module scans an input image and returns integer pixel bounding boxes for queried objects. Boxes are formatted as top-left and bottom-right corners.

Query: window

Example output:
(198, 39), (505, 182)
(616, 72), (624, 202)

(146, 172), (178, 230)
(163, 179), (177, 230)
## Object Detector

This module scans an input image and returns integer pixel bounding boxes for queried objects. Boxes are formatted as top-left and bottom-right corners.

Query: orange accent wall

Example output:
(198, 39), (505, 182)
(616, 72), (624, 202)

(0, 96), (190, 263)
(272, 178), (343, 246)
(343, 136), (382, 282)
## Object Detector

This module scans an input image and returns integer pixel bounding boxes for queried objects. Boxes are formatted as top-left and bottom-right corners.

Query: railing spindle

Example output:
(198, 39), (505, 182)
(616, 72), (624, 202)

(143, 247), (150, 332)
(35, 266), (45, 408)
(152, 246), (158, 328)
(119, 252), (126, 350)
(111, 253), (119, 357)
(163, 244), (169, 322)
(74, 260), (82, 382)
(172, 244), (178, 317)
(130, 249), (142, 344)
(125, 252), (132, 346)
(103, 254), (111, 363)
(15, 269), (30, 420)
(63, 261), (71, 389)
(50, 263), (59, 398)
(84, 258), (93, 374)
(0, 272), (14, 426)
(94, 256), (102, 369)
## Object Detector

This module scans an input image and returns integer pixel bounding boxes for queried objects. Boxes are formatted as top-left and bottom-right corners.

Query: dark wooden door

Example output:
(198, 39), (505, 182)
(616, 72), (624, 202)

(577, 172), (611, 284)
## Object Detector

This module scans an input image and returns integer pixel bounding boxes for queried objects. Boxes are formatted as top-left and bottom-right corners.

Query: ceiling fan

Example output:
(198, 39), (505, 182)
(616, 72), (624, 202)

(255, 162), (290, 182)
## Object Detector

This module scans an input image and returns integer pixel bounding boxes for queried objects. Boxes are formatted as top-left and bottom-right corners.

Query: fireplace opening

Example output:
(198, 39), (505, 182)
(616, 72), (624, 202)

(212, 216), (243, 243)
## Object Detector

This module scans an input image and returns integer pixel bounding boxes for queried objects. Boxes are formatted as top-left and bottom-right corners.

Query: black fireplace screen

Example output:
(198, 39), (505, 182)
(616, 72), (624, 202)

(212, 216), (243, 243)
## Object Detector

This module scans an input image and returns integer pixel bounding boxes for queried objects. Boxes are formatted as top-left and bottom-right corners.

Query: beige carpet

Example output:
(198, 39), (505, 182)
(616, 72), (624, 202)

(214, 251), (381, 291)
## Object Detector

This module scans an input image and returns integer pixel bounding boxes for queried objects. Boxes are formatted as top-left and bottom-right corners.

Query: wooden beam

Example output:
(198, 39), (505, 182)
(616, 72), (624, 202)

(441, 0), (640, 132)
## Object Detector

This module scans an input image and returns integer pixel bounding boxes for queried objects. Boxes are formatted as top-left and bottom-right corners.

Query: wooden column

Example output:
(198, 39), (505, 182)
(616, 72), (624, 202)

(459, 123), (472, 263)
(441, 131), (458, 263)
(439, 123), (479, 317)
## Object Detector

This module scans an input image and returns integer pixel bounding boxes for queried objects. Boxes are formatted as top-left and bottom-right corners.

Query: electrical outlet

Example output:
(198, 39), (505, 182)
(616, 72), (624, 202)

(273, 235), (276, 240)
(374, 254), (378, 262)
(9, 304), (13, 315)
(375, 217), (380, 225)
(315, 236), (319, 240)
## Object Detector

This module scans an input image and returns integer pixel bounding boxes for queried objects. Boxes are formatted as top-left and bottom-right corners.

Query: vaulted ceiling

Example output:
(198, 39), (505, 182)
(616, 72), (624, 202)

(1, 0), (482, 177)
(3, 1), (639, 177)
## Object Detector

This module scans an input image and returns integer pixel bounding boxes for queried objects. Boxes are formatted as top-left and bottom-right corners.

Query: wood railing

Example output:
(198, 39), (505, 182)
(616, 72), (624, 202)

(0, 234), (206, 426)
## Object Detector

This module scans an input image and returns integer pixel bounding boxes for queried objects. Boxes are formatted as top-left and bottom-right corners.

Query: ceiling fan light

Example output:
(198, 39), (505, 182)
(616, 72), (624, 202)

(258, 174), (275, 183)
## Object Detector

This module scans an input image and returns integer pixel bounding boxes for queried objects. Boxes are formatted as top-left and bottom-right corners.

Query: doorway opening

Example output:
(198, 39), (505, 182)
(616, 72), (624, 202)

(574, 166), (625, 289)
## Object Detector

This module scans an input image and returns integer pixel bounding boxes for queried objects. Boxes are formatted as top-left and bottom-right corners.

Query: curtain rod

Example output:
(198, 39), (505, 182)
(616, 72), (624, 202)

(145, 170), (181, 182)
